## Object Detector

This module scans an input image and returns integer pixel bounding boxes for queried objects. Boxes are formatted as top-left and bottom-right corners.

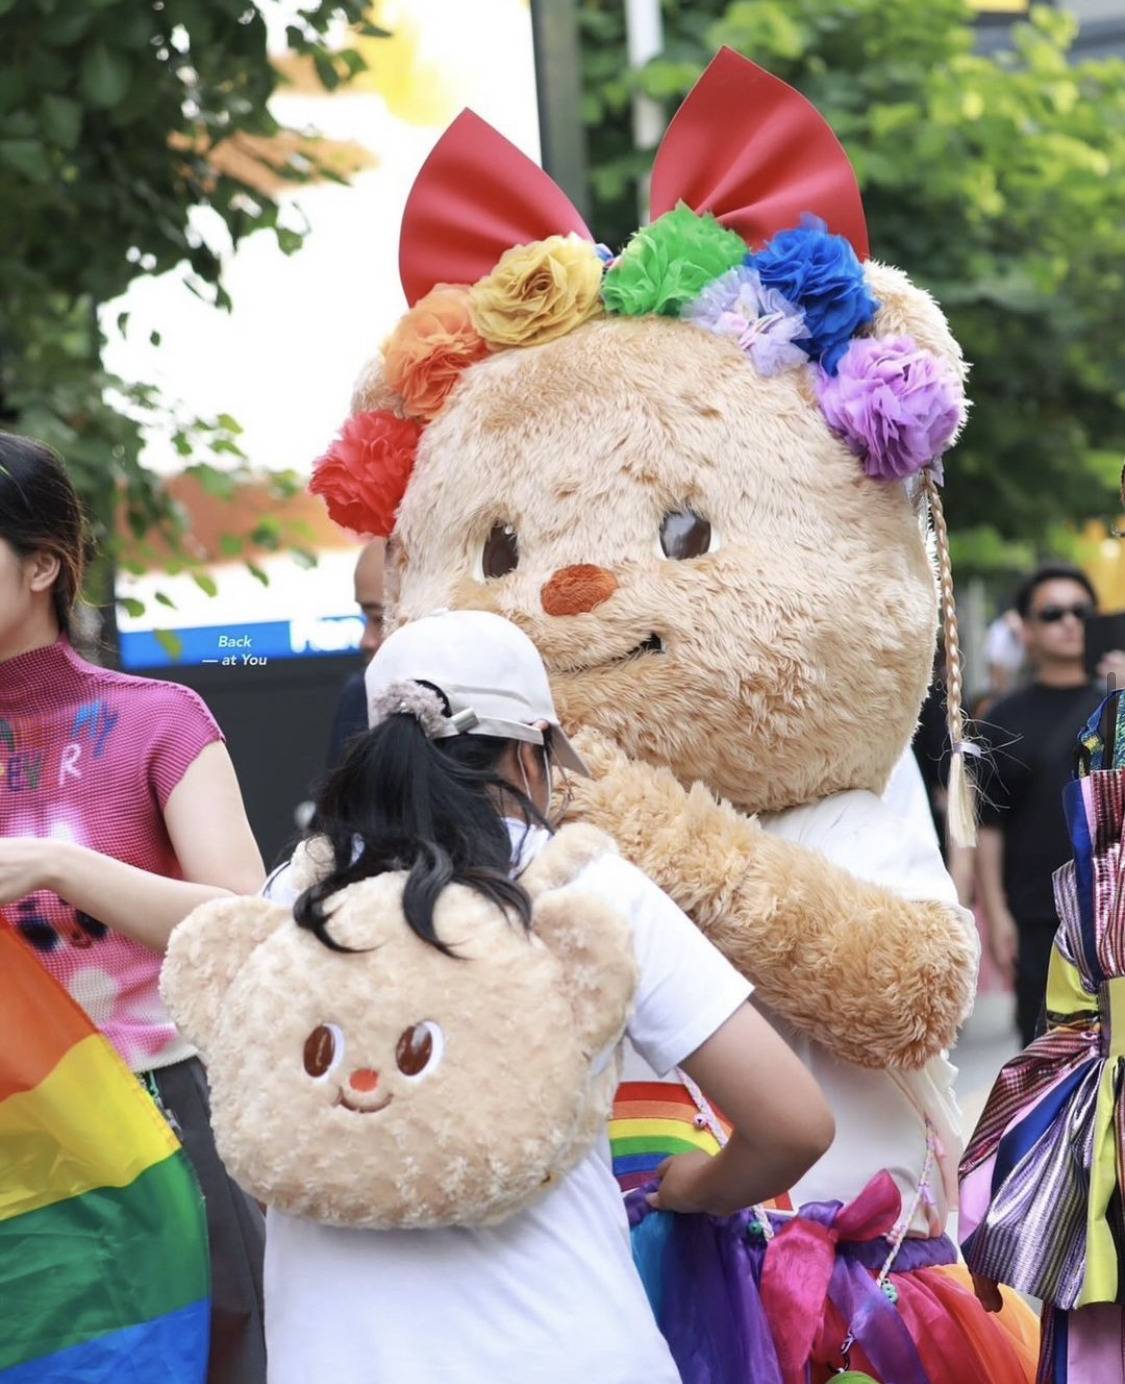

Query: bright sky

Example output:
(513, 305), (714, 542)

(106, 0), (540, 643)
(103, 0), (539, 481)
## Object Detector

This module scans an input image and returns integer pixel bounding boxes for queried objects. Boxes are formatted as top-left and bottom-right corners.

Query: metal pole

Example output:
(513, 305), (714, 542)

(624, 0), (664, 223)
(530, 0), (591, 223)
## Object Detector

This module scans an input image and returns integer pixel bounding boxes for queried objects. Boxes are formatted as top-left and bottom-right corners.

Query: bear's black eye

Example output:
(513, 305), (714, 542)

(482, 524), (519, 578)
(304, 1023), (344, 1081)
(660, 510), (712, 560)
(396, 1021), (444, 1080)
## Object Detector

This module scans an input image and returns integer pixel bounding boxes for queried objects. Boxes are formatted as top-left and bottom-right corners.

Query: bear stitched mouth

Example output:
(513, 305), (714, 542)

(586, 633), (664, 669)
(335, 1091), (394, 1115)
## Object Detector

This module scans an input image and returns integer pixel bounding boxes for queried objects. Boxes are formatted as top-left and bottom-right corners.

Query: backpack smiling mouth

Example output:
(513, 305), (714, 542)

(335, 1091), (394, 1115)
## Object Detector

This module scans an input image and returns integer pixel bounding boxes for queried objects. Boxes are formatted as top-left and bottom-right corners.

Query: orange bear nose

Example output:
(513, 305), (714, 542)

(349, 1068), (379, 1093)
(541, 565), (618, 617)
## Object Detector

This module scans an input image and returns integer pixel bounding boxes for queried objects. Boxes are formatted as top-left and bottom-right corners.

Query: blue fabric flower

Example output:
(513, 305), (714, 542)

(748, 215), (879, 374)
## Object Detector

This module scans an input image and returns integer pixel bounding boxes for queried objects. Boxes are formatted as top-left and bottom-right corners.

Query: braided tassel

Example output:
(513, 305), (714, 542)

(923, 471), (976, 848)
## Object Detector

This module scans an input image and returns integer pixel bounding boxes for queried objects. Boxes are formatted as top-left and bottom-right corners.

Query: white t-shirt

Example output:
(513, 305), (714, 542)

(758, 789), (978, 1232)
(259, 826), (750, 1384)
(882, 749), (941, 855)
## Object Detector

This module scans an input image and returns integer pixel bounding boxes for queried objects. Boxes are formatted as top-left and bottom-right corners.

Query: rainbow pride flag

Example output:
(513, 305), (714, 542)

(0, 924), (210, 1382)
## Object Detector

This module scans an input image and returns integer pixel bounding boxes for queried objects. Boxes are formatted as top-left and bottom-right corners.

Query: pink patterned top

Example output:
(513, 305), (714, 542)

(0, 638), (223, 1070)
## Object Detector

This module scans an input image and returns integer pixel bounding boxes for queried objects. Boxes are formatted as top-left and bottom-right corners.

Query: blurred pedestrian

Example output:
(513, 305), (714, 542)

(976, 562), (1124, 1044)
(984, 608), (1025, 700)
(325, 538), (384, 769)
(0, 432), (268, 1383)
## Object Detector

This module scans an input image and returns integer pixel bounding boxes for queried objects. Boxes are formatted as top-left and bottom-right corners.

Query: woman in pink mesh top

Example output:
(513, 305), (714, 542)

(0, 432), (267, 1383)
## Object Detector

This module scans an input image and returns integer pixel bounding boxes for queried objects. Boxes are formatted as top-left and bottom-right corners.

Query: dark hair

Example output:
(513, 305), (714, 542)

(0, 432), (89, 637)
(1013, 563), (1098, 619)
(294, 713), (549, 953)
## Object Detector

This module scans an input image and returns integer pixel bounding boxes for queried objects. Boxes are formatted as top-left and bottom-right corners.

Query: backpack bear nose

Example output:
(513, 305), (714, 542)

(541, 565), (618, 616)
(349, 1068), (380, 1093)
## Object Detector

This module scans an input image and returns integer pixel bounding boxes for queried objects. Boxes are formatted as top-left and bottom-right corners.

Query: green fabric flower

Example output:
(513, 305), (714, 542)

(602, 206), (748, 317)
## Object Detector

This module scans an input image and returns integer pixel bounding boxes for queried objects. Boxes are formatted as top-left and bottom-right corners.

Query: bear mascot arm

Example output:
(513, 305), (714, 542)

(559, 728), (976, 1072)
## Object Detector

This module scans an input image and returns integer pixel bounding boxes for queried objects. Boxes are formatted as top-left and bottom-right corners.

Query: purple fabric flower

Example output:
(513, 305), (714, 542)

(683, 266), (808, 376)
(817, 335), (965, 481)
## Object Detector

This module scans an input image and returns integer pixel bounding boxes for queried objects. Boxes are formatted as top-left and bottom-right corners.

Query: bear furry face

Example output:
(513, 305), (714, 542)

(161, 832), (637, 1229)
(392, 301), (941, 814)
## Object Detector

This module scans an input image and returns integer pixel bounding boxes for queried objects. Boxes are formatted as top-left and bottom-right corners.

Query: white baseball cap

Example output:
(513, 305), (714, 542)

(363, 610), (589, 776)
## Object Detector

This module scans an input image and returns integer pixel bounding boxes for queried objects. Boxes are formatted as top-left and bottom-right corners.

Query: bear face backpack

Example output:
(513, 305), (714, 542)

(161, 824), (636, 1229)
(308, 47), (1039, 1384)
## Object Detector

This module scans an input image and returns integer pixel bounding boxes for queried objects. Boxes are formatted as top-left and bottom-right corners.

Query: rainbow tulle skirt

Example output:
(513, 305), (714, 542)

(628, 1170), (1038, 1384)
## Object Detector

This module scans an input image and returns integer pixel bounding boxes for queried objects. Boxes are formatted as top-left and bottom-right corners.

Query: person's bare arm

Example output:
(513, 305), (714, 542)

(647, 1002), (835, 1215)
(975, 825), (1016, 983)
(0, 743), (264, 953)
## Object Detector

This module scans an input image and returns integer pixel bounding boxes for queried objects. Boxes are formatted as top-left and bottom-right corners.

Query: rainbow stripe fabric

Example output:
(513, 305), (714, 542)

(0, 925), (210, 1382)
(611, 1080), (793, 1210)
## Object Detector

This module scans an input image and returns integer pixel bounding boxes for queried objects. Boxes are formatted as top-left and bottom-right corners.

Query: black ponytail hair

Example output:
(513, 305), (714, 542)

(294, 708), (551, 953)
(0, 431), (90, 638)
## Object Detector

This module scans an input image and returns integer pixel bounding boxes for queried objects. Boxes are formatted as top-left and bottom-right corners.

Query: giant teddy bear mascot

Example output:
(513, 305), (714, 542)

(310, 49), (1040, 1384)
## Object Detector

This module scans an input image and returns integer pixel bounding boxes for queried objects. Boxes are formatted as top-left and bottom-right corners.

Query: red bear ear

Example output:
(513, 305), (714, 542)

(649, 48), (869, 260)
(399, 111), (594, 306)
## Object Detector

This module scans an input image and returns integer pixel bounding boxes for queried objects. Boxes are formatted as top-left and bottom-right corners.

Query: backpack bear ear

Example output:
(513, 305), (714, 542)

(160, 897), (290, 1051)
(531, 888), (637, 1056)
(518, 824), (617, 899)
(863, 260), (968, 384)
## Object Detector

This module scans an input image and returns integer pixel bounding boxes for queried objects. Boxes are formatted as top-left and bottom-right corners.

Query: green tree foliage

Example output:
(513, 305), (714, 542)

(579, 0), (1125, 561)
(0, 0), (374, 640)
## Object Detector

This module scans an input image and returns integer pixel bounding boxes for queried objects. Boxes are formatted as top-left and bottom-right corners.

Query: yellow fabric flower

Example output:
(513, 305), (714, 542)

(469, 235), (603, 348)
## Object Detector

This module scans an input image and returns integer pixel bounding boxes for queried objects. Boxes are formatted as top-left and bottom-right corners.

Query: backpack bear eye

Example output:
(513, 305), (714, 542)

(396, 1020), (444, 1081)
(481, 523), (519, 579)
(660, 510), (714, 560)
(303, 1023), (345, 1082)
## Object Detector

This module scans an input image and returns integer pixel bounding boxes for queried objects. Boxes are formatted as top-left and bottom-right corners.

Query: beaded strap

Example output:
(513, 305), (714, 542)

(838, 1122), (936, 1370)
(675, 1066), (774, 1241)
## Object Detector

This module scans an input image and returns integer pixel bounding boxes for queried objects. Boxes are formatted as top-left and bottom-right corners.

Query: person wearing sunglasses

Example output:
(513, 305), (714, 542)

(976, 563), (1124, 1045)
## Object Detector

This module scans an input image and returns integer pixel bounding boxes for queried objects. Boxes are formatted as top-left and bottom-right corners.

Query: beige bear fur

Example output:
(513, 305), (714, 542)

(160, 825), (637, 1228)
(367, 261), (976, 1071)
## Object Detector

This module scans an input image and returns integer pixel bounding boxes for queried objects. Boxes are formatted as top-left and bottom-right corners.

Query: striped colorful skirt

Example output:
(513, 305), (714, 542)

(1040, 1304), (1125, 1382)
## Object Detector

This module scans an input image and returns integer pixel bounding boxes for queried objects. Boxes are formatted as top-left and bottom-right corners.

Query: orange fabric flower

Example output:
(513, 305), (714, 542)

(309, 410), (422, 537)
(383, 284), (490, 421)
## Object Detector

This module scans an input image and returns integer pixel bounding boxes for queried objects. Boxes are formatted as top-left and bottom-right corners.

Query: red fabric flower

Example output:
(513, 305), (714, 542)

(309, 410), (422, 537)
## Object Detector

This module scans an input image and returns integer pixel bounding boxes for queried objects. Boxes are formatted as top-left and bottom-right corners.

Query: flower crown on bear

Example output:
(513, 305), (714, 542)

(310, 49), (967, 539)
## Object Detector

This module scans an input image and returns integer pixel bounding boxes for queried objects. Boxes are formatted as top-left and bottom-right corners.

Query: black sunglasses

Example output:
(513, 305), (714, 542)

(1034, 603), (1094, 624)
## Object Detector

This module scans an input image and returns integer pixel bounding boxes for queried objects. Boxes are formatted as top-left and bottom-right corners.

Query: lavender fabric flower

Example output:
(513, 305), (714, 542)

(817, 335), (965, 482)
(683, 266), (808, 376)
(749, 215), (878, 374)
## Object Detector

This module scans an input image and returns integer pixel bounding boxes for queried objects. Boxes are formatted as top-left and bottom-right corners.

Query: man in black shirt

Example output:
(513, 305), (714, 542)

(977, 563), (1114, 1044)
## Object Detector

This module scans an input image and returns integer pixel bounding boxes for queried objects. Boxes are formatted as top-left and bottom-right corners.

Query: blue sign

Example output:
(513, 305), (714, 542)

(119, 614), (364, 670)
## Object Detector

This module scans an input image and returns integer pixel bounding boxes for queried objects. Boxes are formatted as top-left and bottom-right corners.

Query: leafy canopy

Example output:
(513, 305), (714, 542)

(0, 0), (375, 641)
